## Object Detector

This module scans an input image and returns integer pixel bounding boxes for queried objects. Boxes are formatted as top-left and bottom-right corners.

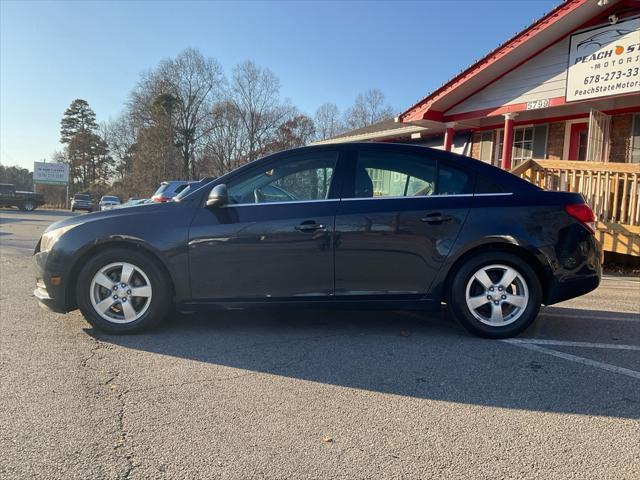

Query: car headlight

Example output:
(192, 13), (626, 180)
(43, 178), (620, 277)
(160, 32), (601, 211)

(40, 225), (74, 252)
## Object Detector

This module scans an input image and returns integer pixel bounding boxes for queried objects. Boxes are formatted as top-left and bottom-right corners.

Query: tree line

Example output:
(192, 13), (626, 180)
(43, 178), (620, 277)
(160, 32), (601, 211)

(50, 48), (394, 200)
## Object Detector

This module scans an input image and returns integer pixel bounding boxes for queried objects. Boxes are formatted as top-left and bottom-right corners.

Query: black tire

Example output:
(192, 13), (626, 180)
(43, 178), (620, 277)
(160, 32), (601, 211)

(447, 252), (542, 338)
(76, 248), (172, 334)
(71, 208), (75, 212)
(20, 201), (35, 211)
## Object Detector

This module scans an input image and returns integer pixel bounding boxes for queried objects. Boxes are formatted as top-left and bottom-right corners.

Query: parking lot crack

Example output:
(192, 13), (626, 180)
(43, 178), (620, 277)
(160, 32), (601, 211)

(78, 335), (136, 479)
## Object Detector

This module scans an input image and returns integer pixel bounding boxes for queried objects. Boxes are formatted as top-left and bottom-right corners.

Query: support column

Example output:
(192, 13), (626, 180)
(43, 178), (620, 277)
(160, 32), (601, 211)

(501, 113), (517, 170)
(444, 123), (456, 152)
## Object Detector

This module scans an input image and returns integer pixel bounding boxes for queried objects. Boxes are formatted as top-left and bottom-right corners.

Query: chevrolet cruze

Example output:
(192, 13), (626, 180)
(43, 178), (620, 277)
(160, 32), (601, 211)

(34, 143), (601, 338)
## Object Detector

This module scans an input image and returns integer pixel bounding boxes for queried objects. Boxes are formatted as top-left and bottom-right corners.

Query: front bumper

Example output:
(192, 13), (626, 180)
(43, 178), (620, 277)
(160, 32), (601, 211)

(33, 250), (69, 313)
(34, 284), (67, 313)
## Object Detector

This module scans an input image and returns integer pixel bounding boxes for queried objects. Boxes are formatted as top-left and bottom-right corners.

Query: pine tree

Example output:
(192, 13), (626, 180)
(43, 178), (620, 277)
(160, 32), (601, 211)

(60, 99), (98, 143)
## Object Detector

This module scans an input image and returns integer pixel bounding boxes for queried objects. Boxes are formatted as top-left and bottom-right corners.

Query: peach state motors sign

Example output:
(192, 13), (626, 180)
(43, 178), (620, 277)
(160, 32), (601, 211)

(566, 17), (640, 102)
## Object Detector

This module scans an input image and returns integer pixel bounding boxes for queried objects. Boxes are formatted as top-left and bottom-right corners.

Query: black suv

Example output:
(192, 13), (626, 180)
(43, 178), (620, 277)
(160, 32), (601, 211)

(70, 194), (95, 213)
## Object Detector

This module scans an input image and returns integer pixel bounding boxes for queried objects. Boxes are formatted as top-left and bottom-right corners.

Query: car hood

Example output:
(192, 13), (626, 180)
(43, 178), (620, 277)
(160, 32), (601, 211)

(45, 202), (174, 233)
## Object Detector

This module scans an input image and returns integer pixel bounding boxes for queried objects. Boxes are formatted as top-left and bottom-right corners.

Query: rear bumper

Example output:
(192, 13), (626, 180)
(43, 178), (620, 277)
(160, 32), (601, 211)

(545, 271), (601, 305)
(543, 231), (602, 305)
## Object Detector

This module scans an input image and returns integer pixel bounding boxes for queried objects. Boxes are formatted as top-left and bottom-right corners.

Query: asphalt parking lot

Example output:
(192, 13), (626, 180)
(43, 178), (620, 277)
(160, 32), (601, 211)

(1, 208), (639, 480)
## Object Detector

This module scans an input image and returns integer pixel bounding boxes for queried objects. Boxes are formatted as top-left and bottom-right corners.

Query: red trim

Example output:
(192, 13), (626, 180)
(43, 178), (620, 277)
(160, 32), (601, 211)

(470, 105), (640, 132)
(568, 122), (589, 160)
(400, 0), (590, 122)
(446, 91), (640, 123)
(445, 97), (567, 122)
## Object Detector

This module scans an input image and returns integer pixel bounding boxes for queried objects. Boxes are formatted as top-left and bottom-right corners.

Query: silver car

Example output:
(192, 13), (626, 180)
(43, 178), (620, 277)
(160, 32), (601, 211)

(99, 195), (121, 211)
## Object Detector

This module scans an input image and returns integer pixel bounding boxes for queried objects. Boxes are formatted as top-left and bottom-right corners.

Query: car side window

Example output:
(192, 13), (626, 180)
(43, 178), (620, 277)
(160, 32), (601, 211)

(227, 151), (338, 205)
(354, 151), (436, 198)
(438, 163), (473, 195)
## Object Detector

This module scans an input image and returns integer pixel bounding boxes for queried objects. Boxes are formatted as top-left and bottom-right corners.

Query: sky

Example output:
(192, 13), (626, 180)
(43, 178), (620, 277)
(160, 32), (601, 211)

(0, 0), (559, 171)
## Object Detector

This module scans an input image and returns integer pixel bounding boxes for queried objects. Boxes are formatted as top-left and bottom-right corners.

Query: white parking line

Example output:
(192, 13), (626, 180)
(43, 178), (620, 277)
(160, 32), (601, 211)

(539, 312), (640, 322)
(502, 340), (640, 380)
(507, 339), (640, 351)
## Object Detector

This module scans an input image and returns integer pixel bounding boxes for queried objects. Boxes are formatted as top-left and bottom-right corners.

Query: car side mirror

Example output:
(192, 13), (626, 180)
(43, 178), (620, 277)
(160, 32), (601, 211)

(206, 184), (228, 207)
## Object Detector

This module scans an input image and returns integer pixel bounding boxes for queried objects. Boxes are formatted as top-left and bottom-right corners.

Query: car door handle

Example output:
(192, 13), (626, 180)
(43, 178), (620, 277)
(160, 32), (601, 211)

(421, 213), (453, 224)
(295, 221), (326, 232)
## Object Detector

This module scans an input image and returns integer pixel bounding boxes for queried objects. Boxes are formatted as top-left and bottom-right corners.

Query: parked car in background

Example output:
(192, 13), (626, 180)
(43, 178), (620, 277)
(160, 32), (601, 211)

(99, 196), (121, 211)
(0, 183), (45, 211)
(34, 144), (601, 338)
(70, 194), (95, 213)
(151, 180), (199, 202)
(118, 198), (150, 208)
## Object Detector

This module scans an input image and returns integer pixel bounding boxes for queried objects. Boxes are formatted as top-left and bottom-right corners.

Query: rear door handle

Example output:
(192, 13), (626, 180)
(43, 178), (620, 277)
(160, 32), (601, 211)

(421, 213), (453, 224)
(295, 221), (326, 232)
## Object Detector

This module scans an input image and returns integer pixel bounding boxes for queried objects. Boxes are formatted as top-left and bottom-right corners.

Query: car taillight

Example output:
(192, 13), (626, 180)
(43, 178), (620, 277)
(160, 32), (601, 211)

(565, 203), (595, 234)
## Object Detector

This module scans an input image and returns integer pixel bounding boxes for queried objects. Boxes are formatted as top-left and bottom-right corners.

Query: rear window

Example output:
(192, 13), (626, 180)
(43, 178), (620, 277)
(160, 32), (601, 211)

(438, 163), (472, 195)
(475, 175), (504, 194)
(174, 184), (189, 194)
(74, 194), (90, 201)
(153, 183), (169, 195)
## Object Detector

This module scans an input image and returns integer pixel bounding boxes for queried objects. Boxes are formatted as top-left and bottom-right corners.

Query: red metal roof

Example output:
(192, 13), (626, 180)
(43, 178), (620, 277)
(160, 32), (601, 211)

(400, 0), (608, 123)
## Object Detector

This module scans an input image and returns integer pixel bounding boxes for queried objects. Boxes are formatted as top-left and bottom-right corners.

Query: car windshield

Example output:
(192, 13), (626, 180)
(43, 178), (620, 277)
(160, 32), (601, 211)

(102, 196), (119, 202)
(74, 195), (90, 201)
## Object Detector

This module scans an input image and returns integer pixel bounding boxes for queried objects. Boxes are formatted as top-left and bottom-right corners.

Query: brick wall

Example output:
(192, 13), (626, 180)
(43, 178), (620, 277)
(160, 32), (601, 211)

(546, 122), (565, 160)
(470, 133), (482, 159)
(609, 114), (632, 163)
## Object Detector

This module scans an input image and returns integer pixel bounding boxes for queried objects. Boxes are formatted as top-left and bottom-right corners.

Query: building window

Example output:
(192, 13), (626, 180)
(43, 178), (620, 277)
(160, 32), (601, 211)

(476, 131), (495, 165)
(495, 124), (548, 167)
(631, 113), (640, 164)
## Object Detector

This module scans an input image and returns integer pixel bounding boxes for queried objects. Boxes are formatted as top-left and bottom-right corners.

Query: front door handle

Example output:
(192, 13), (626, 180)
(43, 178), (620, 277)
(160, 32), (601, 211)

(295, 221), (326, 232)
(421, 213), (453, 224)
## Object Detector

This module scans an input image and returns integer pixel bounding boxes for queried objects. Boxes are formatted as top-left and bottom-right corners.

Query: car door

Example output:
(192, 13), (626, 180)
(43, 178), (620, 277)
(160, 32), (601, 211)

(188, 150), (343, 301)
(334, 147), (472, 298)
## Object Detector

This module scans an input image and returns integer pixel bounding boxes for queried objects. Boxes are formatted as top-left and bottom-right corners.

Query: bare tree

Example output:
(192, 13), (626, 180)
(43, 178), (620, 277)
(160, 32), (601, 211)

(101, 115), (136, 181)
(231, 60), (293, 162)
(314, 102), (344, 140)
(343, 89), (395, 130)
(202, 100), (247, 176)
(130, 48), (225, 179)
(262, 113), (316, 155)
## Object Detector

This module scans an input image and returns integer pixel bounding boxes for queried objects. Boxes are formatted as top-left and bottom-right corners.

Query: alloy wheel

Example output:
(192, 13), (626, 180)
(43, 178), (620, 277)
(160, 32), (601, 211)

(89, 262), (152, 324)
(464, 264), (529, 327)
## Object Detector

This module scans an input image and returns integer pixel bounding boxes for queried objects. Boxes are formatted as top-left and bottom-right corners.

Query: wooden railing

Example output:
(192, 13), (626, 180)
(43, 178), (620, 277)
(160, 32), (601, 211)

(512, 159), (640, 226)
(511, 159), (640, 255)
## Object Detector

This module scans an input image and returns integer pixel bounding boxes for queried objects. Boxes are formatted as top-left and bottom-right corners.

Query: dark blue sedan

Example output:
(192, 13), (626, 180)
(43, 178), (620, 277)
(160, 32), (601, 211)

(34, 143), (601, 338)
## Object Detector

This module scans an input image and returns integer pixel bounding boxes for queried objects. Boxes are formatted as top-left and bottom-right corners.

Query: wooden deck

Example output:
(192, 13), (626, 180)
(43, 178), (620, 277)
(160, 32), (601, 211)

(511, 159), (640, 256)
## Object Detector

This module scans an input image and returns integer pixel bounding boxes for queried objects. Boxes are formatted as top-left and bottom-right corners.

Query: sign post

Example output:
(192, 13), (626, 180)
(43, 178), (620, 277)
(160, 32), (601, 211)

(33, 162), (70, 208)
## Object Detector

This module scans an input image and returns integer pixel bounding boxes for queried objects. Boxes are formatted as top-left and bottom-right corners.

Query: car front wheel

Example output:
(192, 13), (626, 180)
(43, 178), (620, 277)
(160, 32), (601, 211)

(76, 248), (172, 333)
(447, 252), (541, 338)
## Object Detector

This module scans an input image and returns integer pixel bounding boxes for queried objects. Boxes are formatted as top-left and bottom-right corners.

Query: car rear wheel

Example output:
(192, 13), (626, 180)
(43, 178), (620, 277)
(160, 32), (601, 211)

(22, 201), (36, 211)
(447, 252), (541, 338)
(76, 248), (172, 333)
